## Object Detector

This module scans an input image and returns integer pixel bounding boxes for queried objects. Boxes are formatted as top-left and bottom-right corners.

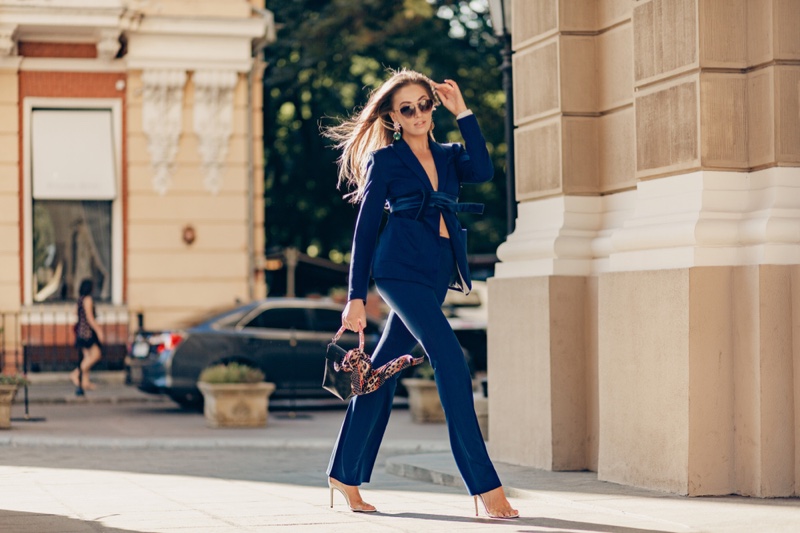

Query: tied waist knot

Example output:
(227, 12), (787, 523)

(388, 191), (484, 218)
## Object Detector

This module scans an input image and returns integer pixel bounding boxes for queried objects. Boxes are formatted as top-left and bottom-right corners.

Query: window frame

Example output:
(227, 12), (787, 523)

(22, 97), (124, 306)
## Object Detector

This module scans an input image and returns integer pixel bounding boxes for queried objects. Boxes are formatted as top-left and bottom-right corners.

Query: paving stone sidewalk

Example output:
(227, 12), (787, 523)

(0, 377), (798, 532)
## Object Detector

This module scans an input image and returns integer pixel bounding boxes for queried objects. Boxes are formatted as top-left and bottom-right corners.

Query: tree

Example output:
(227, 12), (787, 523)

(263, 0), (507, 267)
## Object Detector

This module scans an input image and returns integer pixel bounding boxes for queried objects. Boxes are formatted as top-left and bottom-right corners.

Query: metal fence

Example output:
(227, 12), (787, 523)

(1, 308), (135, 374)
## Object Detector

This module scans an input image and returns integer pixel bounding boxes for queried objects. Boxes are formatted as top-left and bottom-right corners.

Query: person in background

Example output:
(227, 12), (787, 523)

(70, 279), (104, 391)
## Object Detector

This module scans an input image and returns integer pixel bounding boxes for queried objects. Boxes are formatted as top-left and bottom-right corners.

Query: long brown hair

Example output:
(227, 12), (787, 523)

(324, 68), (438, 203)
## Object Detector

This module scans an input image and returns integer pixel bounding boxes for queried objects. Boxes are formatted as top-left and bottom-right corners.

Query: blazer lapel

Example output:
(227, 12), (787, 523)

(390, 140), (432, 189)
(429, 141), (448, 191)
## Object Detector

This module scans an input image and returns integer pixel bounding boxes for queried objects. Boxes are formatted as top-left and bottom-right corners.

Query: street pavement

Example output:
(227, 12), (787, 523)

(0, 374), (798, 532)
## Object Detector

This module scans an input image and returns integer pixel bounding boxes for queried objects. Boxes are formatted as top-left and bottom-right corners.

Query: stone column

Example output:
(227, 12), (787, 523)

(490, 0), (635, 472)
(491, 0), (800, 496)
(599, 0), (800, 496)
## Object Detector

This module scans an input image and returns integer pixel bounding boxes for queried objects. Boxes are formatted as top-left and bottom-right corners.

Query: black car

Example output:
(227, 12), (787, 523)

(444, 280), (488, 375)
(125, 298), (381, 408)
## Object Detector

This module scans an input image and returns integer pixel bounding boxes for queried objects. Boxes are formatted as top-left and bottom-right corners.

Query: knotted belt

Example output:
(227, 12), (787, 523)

(388, 190), (484, 220)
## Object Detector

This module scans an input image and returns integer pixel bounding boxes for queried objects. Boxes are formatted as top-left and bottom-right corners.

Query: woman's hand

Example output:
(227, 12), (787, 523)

(342, 299), (367, 332)
(433, 79), (468, 117)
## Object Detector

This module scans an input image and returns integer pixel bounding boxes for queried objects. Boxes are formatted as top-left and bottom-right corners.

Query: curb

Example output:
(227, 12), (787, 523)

(14, 395), (169, 406)
(386, 453), (466, 490)
(0, 435), (451, 453)
(385, 452), (702, 533)
(386, 452), (563, 501)
(24, 371), (126, 385)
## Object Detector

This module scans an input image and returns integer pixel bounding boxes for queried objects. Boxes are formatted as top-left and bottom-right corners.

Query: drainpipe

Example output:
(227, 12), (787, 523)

(246, 61), (257, 302)
(246, 6), (276, 301)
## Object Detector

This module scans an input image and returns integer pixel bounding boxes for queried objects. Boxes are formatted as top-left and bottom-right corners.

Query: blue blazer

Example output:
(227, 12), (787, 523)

(347, 113), (493, 302)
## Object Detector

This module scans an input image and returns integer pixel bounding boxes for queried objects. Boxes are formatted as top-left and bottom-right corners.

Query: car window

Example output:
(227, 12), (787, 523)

(313, 309), (344, 334)
(177, 302), (256, 328)
(243, 308), (312, 330)
(313, 309), (379, 335)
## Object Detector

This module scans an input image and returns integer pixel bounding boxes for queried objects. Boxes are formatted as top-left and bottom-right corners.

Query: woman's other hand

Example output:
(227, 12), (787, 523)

(433, 79), (468, 117)
(342, 299), (367, 332)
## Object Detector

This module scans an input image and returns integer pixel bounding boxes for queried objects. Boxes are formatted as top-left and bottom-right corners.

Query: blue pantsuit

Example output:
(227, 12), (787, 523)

(328, 238), (501, 495)
(328, 113), (503, 496)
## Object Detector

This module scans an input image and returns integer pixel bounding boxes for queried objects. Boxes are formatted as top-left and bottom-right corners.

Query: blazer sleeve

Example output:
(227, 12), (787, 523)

(453, 113), (494, 184)
(348, 154), (388, 302)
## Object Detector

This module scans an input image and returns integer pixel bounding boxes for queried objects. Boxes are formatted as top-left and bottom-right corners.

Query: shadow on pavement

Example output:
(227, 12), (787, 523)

(387, 513), (675, 532)
(0, 446), (444, 494)
(0, 509), (147, 533)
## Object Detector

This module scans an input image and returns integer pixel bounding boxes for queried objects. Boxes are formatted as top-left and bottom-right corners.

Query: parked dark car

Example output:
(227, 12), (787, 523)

(125, 298), (381, 408)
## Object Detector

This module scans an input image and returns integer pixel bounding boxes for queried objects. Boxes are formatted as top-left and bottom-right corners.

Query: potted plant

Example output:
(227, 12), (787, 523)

(0, 374), (30, 430)
(197, 363), (276, 428)
(401, 360), (445, 423)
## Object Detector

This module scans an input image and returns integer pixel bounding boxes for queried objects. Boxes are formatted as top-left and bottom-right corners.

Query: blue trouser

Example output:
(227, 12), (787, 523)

(327, 237), (502, 496)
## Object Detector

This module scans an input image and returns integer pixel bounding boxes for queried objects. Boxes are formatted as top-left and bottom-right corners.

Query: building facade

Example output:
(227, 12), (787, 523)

(0, 0), (273, 372)
(489, 0), (800, 497)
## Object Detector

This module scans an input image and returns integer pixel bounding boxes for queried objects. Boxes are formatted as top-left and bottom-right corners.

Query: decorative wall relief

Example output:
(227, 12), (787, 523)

(142, 69), (186, 195)
(0, 24), (17, 56)
(192, 70), (237, 194)
(96, 29), (121, 60)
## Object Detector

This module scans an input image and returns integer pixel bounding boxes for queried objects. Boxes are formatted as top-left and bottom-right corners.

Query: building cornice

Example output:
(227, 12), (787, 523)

(0, 0), (130, 37)
(0, 2), (274, 72)
(132, 15), (268, 40)
(496, 168), (800, 278)
(124, 14), (271, 72)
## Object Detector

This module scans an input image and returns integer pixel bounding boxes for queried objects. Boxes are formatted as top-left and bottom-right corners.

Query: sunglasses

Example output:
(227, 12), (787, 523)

(397, 98), (434, 118)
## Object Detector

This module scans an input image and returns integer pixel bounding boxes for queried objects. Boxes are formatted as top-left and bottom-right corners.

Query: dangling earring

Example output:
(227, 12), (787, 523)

(393, 122), (402, 142)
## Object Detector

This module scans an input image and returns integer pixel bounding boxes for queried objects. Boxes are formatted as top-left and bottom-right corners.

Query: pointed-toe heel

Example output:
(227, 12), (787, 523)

(474, 494), (519, 519)
(328, 477), (377, 513)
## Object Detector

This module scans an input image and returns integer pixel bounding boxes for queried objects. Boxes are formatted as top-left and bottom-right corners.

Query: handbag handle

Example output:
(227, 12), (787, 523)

(332, 325), (364, 350)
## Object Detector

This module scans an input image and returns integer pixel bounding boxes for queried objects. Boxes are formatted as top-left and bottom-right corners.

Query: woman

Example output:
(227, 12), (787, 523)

(324, 69), (518, 519)
(70, 279), (104, 391)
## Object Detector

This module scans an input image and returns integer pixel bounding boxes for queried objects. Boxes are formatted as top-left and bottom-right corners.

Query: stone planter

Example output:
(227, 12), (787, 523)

(0, 384), (19, 430)
(401, 378), (445, 423)
(197, 382), (276, 428)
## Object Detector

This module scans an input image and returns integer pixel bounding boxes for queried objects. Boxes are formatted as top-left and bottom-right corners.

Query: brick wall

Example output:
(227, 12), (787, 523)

(18, 42), (97, 58)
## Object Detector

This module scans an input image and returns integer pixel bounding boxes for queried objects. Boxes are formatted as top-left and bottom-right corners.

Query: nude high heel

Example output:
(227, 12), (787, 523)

(474, 494), (519, 519)
(328, 477), (377, 513)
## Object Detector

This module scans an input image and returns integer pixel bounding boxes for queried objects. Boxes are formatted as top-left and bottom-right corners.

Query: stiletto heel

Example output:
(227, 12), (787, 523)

(327, 477), (377, 513)
(474, 493), (519, 519)
(329, 486), (334, 508)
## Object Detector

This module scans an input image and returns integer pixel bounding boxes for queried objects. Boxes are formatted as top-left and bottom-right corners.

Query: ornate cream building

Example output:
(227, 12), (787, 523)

(0, 0), (273, 371)
(490, 0), (800, 498)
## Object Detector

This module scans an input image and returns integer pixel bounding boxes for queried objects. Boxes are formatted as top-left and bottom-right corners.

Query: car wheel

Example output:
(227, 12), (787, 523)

(168, 391), (203, 411)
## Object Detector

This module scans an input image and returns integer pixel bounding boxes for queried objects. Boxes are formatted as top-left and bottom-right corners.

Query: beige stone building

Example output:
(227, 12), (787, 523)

(0, 0), (273, 371)
(489, 0), (800, 498)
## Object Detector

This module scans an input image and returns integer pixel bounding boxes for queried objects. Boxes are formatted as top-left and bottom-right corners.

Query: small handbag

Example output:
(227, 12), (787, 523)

(322, 326), (425, 401)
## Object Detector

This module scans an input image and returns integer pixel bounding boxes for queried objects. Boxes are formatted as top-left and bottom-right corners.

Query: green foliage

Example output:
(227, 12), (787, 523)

(263, 0), (507, 265)
(198, 363), (265, 384)
(0, 374), (30, 387)
(408, 344), (435, 379)
(413, 360), (436, 380)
